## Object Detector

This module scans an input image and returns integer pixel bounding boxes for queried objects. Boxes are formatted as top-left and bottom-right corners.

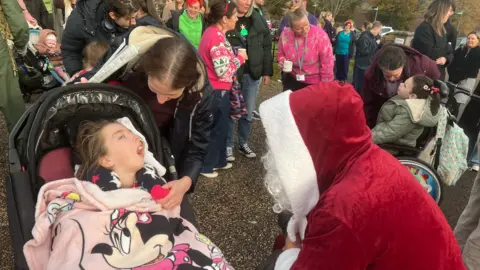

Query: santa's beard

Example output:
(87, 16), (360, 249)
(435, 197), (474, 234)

(262, 150), (292, 214)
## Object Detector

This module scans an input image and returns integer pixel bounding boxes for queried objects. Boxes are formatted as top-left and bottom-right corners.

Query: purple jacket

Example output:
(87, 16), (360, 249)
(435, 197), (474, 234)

(278, 13), (318, 35)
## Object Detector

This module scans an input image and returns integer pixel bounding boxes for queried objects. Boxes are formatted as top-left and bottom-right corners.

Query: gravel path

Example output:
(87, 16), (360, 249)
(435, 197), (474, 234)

(0, 81), (475, 270)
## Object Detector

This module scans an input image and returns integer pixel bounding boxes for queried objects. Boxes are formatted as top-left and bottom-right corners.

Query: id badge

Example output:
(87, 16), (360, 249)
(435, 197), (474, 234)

(296, 74), (305, 82)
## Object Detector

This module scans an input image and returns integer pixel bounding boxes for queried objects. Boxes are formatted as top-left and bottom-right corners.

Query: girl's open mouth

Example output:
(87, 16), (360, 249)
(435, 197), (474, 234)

(137, 142), (144, 156)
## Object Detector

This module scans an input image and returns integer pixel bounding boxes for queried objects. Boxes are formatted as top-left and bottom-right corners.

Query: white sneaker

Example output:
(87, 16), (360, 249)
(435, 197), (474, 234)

(239, 144), (257, 158)
(214, 163), (233, 171)
(201, 171), (219, 178)
(226, 147), (235, 162)
(472, 165), (479, 172)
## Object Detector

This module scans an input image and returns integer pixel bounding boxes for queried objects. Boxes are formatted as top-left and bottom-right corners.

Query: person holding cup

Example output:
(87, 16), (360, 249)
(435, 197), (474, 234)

(198, 0), (247, 178)
(277, 7), (334, 92)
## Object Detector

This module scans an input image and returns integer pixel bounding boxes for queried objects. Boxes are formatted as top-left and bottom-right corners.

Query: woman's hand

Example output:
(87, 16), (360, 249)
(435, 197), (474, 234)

(157, 176), (192, 209)
(238, 50), (248, 61)
(283, 234), (301, 250)
(436, 57), (447, 66)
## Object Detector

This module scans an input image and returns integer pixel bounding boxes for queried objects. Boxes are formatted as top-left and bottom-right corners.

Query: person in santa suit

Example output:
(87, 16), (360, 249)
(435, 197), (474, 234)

(258, 82), (465, 270)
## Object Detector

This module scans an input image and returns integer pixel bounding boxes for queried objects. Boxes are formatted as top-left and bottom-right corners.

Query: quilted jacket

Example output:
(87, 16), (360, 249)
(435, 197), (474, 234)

(372, 95), (439, 147)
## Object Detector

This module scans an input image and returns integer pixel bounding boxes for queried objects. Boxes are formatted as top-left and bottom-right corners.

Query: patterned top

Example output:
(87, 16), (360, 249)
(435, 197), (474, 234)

(277, 25), (334, 84)
(198, 25), (245, 90)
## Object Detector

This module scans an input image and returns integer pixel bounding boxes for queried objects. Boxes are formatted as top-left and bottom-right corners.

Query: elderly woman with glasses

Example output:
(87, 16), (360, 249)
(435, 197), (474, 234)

(277, 7), (334, 92)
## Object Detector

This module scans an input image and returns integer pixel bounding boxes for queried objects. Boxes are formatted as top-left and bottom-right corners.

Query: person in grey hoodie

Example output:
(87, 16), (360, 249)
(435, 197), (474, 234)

(372, 75), (440, 147)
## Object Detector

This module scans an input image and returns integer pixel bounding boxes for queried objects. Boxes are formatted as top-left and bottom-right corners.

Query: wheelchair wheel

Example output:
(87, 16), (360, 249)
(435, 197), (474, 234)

(397, 157), (442, 204)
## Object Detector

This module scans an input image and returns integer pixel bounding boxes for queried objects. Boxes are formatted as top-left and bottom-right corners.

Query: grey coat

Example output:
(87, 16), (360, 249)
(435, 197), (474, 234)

(372, 96), (440, 147)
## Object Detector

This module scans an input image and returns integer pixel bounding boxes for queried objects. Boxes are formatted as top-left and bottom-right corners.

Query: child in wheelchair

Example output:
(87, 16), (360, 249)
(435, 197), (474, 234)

(372, 75), (441, 148)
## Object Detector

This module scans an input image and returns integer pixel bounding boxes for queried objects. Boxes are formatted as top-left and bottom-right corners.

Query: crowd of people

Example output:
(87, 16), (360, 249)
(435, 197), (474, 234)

(1, 0), (480, 268)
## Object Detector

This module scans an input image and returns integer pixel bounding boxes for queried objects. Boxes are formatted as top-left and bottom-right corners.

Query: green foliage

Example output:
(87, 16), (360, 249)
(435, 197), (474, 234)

(372, 0), (420, 30)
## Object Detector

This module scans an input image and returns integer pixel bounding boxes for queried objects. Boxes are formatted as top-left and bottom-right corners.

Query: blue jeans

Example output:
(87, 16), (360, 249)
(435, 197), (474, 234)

(201, 90), (231, 173)
(227, 74), (261, 148)
(353, 65), (366, 93)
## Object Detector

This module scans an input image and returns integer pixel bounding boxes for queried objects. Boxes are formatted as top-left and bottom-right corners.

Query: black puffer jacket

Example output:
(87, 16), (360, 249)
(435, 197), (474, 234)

(61, 0), (130, 75)
(226, 9), (273, 80)
(354, 31), (379, 69)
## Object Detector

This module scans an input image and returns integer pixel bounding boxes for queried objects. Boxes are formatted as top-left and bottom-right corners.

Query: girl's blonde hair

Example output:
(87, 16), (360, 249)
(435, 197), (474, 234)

(424, 0), (453, 36)
(75, 120), (113, 180)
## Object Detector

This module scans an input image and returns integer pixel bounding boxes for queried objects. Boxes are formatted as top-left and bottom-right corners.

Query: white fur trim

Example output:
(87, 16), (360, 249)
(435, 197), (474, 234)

(259, 91), (319, 241)
(116, 117), (167, 183)
(405, 99), (427, 123)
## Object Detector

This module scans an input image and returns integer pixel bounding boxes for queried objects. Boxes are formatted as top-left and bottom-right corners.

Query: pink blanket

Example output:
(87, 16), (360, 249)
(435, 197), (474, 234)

(24, 178), (234, 270)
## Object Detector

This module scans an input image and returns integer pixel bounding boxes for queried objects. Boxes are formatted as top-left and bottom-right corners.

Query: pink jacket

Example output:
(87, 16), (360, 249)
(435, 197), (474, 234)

(277, 25), (334, 84)
(198, 25), (244, 90)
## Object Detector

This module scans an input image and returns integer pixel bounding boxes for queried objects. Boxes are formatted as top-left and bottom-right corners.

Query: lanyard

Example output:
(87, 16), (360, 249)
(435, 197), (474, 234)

(294, 35), (308, 72)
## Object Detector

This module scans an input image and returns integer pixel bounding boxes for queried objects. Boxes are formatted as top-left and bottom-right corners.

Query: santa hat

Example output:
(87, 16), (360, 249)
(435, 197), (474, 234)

(259, 90), (320, 242)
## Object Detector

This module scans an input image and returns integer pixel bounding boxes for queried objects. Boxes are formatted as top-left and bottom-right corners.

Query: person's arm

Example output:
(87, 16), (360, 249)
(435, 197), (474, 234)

(278, 16), (287, 35)
(444, 41), (454, 66)
(277, 31), (286, 67)
(318, 32), (334, 82)
(262, 18), (273, 77)
(371, 106), (416, 144)
(361, 65), (381, 128)
(423, 55), (441, 81)
(209, 42), (244, 80)
(2, 0), (29, 52)
(284, 211), (368, 269)
(61, 9), (86, 75)
(180, 87), (214, 192)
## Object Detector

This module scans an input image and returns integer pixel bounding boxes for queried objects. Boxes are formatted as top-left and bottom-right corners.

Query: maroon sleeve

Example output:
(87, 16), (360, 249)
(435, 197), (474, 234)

(361, 65), (379, 128)
(291, 211), (368, 269)
(423, 56), (441, 80)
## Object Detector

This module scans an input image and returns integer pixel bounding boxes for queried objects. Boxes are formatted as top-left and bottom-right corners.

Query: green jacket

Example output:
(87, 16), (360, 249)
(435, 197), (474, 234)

(372, 96), (440, 147)
(0, 0), (29, 51)
(226, 9), (273, 81)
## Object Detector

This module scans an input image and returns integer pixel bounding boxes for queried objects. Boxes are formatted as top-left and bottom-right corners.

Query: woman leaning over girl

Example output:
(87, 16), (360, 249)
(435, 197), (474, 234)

(197, 0), (247, 178)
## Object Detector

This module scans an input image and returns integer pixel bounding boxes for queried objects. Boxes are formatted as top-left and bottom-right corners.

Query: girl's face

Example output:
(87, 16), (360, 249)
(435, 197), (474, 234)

(99, 123), (145, 174)
(467, 34), (479, 48)
(186, 1), (201, 19)
(397, 77), (416, 99)
(344, 24), (351, 32)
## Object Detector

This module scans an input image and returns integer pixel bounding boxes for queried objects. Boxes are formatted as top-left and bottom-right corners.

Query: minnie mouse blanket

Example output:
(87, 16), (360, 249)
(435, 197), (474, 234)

(24, 178), (234, 270)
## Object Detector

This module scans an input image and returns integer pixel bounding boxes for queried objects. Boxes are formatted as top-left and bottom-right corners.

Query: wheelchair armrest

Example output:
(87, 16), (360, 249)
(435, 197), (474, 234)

(378, 143), (422, 155)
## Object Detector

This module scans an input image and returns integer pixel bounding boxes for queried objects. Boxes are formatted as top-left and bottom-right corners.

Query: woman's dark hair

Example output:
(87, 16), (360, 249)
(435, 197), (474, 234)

(105, 0), (140, 18)
(141, 38), (202, 107)
(411, 75), (440, 115)
(138, 0), (162, 23)
(377, 45), (407, 71)
(424, 0), (453, 36)
(204, 0), (237, 25)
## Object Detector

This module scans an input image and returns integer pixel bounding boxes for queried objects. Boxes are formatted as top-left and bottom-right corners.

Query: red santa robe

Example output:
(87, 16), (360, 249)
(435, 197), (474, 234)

(259, 82), (465, 270)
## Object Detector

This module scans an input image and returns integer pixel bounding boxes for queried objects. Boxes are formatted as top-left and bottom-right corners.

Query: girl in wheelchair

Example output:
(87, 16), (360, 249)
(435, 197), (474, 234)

(372, 75), (441, 147)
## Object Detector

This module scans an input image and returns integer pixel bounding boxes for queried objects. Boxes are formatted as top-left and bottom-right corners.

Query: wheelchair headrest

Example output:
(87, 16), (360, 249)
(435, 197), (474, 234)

(434, 80), (449, 98)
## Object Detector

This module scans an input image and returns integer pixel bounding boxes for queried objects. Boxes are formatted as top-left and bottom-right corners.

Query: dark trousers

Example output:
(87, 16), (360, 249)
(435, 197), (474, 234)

(335, 54), (350, 81)
(353, 65), (366, 93)
(282, 72), (310, 92)
(201, 90), (231, 173)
